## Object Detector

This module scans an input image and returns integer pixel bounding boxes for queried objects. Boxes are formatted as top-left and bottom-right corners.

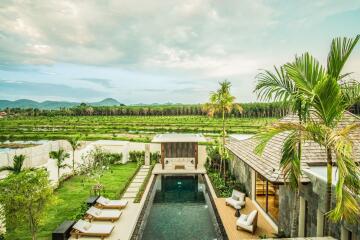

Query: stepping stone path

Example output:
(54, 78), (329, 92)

(122, 165), (151, 200)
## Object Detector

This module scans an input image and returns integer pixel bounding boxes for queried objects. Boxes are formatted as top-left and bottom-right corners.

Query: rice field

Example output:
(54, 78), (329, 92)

(0, 115), (276, 142)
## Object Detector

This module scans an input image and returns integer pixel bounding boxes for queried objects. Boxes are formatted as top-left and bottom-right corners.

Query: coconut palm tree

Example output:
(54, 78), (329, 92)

(49, 149), (70, 181)
(204, 80), (242, 177)
(256, 35), (360, 234)
(0, 154), (26, 174)
(68, 135), (82, 172)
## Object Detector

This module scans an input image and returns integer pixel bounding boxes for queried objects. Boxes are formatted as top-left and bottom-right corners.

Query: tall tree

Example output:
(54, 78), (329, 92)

(49, 149), (70, 181)
(204, 80), (242, 177)
(254, 66), (304, 237)
(0, 169), (54, 240)
(0, 155), (27, 174)
(284, 35), (360, 233)
(68, 135), (82, 172)
(256, 35), (360, 235)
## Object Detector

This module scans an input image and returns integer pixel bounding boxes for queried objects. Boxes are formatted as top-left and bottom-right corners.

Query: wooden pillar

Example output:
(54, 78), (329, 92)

(161, 143), (165, 169)
(194, 143), (198, 169)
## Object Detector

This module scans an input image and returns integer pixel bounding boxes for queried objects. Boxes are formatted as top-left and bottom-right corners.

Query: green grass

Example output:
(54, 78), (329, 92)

(0, 115), (276, 142)
(6, 162), (138, 240)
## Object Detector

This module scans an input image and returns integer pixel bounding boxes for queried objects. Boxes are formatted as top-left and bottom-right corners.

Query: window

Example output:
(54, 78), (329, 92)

(255, 172), (279, 223)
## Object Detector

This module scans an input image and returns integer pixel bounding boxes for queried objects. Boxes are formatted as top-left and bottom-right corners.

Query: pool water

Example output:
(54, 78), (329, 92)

(140, 175), (222, 240)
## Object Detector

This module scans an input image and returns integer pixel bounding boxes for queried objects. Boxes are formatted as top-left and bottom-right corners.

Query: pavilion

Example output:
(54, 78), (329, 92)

(152, 133), (206, 170)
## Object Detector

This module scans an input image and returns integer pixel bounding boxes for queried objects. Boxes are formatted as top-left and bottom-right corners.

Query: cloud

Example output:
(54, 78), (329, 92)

(76, 78), (112, 88)
(0, 80), (106, 99)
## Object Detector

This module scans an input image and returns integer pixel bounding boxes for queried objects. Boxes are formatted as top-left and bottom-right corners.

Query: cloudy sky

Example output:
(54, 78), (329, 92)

(0, 1), (360, 104)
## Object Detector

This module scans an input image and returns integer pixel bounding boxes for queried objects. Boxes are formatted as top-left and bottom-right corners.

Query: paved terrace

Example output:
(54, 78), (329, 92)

(69, 165), (154, 240)
(204, 175), (276, 240)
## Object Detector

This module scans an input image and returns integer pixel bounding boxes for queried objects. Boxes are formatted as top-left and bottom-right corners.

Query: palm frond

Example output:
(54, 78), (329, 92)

(254, 122), (302, 155)
(285, 52), (325, 96)
(280, 131), (302, 189)
(254, 66), (296, 102)
(327, 35), (360, 80)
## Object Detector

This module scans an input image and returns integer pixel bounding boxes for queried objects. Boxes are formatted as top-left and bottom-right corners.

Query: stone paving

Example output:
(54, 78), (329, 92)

(122, 165), (150, 200)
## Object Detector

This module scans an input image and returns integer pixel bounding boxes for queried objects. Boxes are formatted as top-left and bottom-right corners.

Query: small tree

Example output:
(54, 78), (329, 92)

(49, 149), (70, 181)
(0, 154), (27, 174)
(68, 135), (82, 172)
(0, 169), (53, 240)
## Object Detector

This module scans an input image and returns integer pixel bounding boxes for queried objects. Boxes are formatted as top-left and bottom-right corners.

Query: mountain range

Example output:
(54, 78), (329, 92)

(0, 98), (123, 110)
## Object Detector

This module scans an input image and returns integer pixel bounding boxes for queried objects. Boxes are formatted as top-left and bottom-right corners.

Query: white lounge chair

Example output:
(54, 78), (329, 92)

(236, 210), (258, 234)
(71, 219), (114, 239)
(96, 196), (128, 209)
(86, 206), (122, 222)
(225, 190), (246, 209)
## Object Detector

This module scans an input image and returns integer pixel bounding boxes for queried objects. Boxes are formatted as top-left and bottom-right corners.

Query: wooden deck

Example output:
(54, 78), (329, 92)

(214, 197), (276, 239)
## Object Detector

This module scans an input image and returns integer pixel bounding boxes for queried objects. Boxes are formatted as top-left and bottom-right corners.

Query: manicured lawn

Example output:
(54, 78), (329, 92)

(6, 162), (138, 240)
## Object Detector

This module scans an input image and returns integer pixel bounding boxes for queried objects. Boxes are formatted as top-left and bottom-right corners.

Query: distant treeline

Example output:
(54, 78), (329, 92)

(2, 102), (292, 118)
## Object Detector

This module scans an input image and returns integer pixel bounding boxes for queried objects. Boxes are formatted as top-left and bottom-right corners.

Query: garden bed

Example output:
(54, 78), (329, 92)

(5, 162), (138, 240)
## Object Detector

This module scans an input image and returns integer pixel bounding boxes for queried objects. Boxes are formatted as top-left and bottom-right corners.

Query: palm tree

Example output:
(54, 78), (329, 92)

(204, 80), (242, 177)
(0, 154), (26, 174)
(49, 149), (70, 181)
(68, 135), (82, 172)
(256, 35), (360, 234)
(284, 35), (360, 233)
(254, 66), (304, 237)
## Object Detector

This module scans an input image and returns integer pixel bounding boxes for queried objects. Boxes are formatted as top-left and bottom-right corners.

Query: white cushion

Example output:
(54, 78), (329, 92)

(73, 220), (88, 232)
(246, 210), (257, 225)
(83, 222), (91, 230)
(232, 195), (239, 201)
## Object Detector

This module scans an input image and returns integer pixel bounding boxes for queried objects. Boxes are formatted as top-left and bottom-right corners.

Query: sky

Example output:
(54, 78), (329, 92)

(0, 0), (360, 104)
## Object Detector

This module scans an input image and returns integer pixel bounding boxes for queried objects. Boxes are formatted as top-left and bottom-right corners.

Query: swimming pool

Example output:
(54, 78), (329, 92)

(134, 174), (226, 240)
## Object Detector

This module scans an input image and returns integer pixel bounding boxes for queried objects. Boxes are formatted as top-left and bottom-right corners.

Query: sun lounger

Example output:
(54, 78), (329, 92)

(96, 196), (128, 209)
(71, 219), (114, 239)
(85, 206), (122, 222)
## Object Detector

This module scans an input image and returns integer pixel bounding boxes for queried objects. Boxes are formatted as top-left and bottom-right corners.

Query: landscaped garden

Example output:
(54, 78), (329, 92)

(1, 162), (138, 240)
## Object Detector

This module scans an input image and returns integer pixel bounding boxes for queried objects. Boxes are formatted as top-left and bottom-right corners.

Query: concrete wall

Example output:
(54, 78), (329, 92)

(300, 174), (360, 240)
(229, 153), (253, 197)
(278, 185), (297, 237)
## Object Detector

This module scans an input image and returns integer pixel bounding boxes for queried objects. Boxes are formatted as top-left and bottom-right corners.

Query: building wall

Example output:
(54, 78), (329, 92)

(229, 153), (253, 198)
(300, 176), (360, 240)
(278, 185), (296, 237)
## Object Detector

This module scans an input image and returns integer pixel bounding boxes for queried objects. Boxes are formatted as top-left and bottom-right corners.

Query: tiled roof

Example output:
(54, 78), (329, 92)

(226, 112), (360, 184)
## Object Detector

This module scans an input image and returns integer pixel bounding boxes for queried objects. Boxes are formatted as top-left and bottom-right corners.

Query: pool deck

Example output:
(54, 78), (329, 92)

(214, 198), (276, 239)
(204, 175), (276, 240)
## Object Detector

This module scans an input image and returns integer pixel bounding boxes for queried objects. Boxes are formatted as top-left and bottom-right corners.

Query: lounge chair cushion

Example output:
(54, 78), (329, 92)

(83, 222), (91, 230)
(226, 190), (246, 209)
(232, 195), (239, 201)
(73, 220), (89, 232)
(73, 219), (114, 234)
(246, 210), (257, 225)
(87, 206), (122, 219)
(239, 214), (247, 222)
(97, 196), (128, 208)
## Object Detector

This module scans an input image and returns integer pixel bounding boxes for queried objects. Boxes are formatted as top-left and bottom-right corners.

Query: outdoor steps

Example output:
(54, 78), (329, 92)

(122, 165), (151, 200)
